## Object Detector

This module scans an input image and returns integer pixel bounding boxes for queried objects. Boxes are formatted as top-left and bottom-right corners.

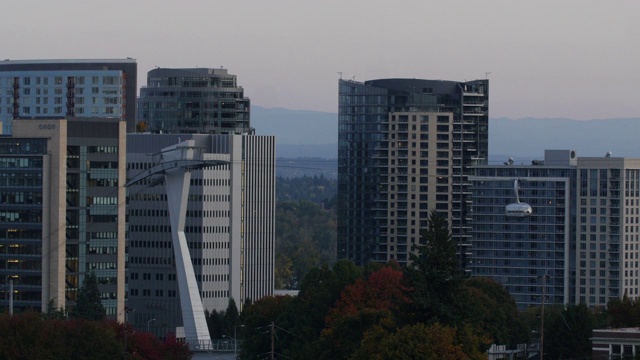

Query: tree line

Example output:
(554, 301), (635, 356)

(0, 273), (191, 359)
(275, 175), (337, 289)
(237, 211), (640, 360)
(6, 209), (640, 358)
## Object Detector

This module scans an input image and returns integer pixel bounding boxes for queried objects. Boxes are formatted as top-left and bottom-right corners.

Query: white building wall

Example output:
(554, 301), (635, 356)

(241, 135), (276, 305)
(126, 134), (275, 334)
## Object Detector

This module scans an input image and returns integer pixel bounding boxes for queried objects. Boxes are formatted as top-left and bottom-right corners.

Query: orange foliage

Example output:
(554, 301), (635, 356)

(326, 265), (410, 326)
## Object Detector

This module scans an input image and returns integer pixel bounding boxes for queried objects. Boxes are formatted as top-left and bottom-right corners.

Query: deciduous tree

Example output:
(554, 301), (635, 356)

(544, 303), (593, 360)
(240, 295), (295, 360)
(352, 322), (479, 360)
(457, 277), (528, 347)
(317, 265), (409, 359)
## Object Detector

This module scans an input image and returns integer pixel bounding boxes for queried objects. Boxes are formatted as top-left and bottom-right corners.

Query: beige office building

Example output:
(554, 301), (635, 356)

(386, 112), (455, 260)
(1, 118), (126, 320)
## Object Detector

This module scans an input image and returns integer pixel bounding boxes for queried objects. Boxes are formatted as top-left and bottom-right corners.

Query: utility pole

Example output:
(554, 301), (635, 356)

(123, 306), (134, 360)
(540, 274), (548, 360)
(8, 279), (13, 316)
(270, 321), (275, 360)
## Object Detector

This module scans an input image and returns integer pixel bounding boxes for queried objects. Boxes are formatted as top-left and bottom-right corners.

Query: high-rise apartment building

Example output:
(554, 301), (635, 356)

(0, 118), (126, 319)
(470, 150), (640, 309)
(0, 59), (137, 134)
(125, 133), (275, 337)
(337, 78), (488, 266)
(137, 68), (251, 135)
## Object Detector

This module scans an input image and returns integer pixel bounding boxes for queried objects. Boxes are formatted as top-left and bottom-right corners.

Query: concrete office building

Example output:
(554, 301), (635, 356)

(137, 68), (251, 135)
(337, 78), (488, 266)
(126, 133), (275, 337)
(0, 118), (126, 319)
(0, 59), (137, 134)
(470, 150), (640, 309)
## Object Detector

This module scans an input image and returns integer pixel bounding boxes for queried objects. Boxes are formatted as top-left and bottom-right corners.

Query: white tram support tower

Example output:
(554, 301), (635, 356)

(126, 140), (228, 349)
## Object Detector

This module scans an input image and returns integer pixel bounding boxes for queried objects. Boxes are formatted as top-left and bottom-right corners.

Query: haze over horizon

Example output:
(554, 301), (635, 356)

(3, 1), (638, 120)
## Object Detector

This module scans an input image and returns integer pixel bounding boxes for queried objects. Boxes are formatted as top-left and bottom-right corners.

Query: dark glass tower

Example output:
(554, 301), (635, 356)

(137, 68), (252, 135)
(337, 78), (489, 267)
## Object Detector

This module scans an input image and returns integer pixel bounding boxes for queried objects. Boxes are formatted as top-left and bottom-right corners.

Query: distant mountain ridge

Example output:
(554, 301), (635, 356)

(489, 117), (640, 162)
(251, 106), (640, 160)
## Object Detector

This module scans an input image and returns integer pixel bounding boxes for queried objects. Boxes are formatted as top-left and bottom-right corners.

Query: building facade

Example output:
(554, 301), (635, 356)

(470, 150), (640, 309)
(470, 150), (576, 309)
(137, 68), (251, 135)
(126, 133), (275, 337)
(592, 328), (640, 358)
(0, 118), (126, 319)
(0, 59), (137, 134)
(337, 78), (488, 266)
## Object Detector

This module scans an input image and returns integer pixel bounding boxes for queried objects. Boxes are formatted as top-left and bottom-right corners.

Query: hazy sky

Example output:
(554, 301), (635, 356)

(3, 0), (639, 119)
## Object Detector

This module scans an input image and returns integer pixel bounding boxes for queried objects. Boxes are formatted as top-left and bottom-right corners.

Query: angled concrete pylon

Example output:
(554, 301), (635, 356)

(162, 140), (210, 348)
(126, 139), (229, 349)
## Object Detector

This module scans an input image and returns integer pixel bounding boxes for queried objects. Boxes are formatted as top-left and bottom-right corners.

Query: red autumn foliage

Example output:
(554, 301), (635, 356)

(326, 265), (410, 326)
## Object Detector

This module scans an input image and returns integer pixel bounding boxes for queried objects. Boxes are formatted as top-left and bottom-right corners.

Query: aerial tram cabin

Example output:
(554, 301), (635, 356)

(505, 179), (532, 217)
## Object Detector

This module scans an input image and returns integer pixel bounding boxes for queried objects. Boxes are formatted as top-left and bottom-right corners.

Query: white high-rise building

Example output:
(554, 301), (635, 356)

(470, 150), (640, 309)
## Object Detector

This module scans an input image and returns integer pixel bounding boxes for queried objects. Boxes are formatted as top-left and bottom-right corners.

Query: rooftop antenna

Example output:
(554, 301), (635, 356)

(485, 72), (492, 79)
(337, 72), (343, 79)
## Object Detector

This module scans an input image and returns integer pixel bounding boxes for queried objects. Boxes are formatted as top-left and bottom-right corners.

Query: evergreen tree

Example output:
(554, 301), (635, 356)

(404, 211), (463, 325)
(43, 298), (66, 320)
(205, 309), (225, 339)
(224, 298), (240, 336)
(73, 272), (105, 321)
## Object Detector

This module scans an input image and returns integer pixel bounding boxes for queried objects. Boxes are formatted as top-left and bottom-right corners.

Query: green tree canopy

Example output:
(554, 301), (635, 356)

(352, 322), (485, 360)
(275, 200), (337, 288)
(607, 295), (640, 328)
(224, 298), (240, 336)
(544, 303), (593, 360)
(317, 264), (409, 360)
(404, 211), (463, 325)
(241, 295), (296, 360)
(457, 277), (529, 347)
(73, 272), (105, 321)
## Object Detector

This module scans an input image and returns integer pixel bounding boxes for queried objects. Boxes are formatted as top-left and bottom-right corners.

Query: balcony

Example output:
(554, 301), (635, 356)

(462, 111), (486, 116)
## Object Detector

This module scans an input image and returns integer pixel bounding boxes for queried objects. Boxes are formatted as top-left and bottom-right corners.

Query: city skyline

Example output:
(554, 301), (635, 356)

(1, 1), (638, 120)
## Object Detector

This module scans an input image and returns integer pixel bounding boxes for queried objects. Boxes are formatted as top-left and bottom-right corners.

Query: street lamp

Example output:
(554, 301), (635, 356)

(147, 318), (156, 333)
(538, 274), (549, 360)
(224, 324), (245, 359)
(5, 275), (14, 316)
